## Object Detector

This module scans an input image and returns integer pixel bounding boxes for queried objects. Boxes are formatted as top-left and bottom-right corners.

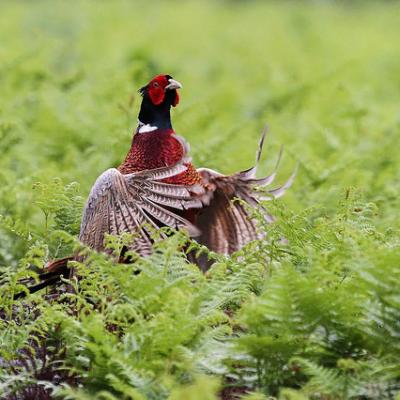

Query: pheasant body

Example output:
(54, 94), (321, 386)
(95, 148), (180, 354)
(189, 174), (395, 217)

(16, 73), (296, 298)
(78, 73), (295, 266)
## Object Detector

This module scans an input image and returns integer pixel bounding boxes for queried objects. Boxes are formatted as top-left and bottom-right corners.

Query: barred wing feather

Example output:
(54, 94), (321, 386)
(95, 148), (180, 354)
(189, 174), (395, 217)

(195, 129), (296, 265)
(79, 161), (202, 257)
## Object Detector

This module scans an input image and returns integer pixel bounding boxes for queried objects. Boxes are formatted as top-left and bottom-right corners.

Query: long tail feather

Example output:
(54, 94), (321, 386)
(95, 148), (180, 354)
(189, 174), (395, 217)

(13, 257), (73, 300)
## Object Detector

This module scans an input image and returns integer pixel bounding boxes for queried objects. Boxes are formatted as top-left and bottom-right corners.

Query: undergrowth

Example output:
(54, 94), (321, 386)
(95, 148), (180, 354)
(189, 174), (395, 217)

(1, 1), (400, 399)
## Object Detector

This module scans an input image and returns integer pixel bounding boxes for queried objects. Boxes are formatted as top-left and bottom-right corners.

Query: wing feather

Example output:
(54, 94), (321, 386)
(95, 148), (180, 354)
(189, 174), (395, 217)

(79, 161), (201, 257)
(195, 130), (296, 270)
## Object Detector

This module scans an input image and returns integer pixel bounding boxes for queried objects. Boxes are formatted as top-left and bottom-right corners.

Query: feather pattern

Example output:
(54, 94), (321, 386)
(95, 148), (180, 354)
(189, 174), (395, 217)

(79, 161), (202, 256)
(194, 129), (296, 269)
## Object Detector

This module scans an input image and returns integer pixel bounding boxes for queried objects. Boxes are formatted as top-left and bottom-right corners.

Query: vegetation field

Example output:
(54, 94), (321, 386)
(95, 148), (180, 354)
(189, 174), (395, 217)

(1, 1), (399, 399)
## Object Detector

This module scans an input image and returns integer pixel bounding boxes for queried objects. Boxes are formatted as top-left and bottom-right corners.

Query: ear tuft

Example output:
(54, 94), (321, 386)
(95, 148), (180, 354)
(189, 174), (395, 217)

(138, 85), (147, 96)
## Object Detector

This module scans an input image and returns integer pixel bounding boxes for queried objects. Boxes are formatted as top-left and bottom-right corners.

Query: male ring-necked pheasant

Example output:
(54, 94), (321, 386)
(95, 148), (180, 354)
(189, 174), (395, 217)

(17, 74), (295, 297)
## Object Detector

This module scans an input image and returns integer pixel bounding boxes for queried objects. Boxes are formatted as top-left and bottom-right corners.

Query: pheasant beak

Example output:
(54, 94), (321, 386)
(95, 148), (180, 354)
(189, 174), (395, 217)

(165, 79), (182, 90)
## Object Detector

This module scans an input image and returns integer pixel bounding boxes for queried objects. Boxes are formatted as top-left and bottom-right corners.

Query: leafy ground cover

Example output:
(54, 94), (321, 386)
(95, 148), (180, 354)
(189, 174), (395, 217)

(0, 1), (399, 399)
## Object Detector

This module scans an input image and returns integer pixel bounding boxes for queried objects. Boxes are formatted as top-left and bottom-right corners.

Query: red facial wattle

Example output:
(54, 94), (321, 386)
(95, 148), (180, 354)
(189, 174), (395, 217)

(148, 84), (165, 105)
(147, 75), (180, 107)
(172, 91), (179, 107)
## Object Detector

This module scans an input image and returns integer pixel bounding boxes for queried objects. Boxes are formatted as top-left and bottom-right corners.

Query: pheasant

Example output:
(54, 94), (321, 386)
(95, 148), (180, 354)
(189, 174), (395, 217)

(16, 74), (295, 298)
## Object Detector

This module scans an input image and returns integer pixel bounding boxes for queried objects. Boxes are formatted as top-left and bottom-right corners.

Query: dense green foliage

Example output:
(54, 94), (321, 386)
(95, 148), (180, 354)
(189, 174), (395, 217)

(1, 1), (399, 399)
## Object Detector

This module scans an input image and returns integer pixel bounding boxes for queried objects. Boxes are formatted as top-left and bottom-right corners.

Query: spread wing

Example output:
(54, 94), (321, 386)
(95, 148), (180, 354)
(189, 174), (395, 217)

(79, 161), (203, 257)
(195, 129), (296, 264)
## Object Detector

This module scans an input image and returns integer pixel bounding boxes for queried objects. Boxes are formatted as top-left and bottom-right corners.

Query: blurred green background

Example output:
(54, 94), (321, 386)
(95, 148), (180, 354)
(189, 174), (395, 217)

(1, 1), (399, 246)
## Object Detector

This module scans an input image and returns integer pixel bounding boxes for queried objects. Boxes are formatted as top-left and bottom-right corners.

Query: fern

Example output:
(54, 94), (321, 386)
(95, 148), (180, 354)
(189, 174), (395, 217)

(1, 2), (400, 398)
(33, 179), (84, 236)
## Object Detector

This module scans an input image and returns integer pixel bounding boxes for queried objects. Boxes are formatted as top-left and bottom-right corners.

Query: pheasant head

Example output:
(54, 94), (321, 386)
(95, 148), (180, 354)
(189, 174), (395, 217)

(138, 74), (182, 131)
